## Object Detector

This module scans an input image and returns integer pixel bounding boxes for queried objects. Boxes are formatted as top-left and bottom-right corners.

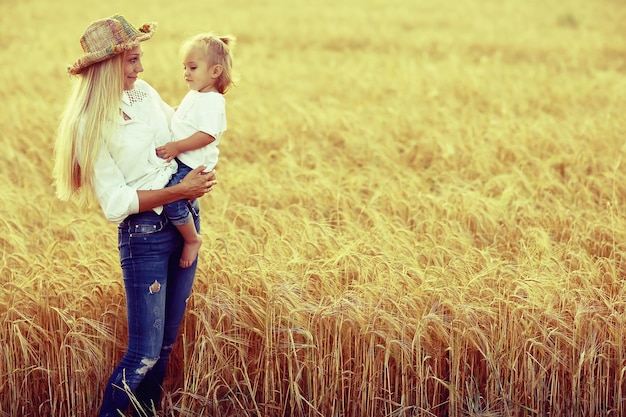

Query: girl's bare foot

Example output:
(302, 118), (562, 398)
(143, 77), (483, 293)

(180, 235), (202, 268)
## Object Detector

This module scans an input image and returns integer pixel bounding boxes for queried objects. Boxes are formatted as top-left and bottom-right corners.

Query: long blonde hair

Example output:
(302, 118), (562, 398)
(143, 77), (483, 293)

(53, 54), (124, 204)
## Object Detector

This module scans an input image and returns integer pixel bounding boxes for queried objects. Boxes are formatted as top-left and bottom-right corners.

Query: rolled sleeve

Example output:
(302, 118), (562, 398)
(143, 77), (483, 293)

(93, 147), (140, 223)
(100, 185), (139, 223)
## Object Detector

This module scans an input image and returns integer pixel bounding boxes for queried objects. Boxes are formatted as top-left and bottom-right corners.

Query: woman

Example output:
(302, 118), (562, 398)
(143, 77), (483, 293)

(53, 15), (216, 417)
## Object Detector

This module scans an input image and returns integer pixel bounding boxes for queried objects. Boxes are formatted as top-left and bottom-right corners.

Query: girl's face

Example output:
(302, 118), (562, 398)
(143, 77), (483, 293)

(182, 47), (221, 92)
(123, 46), (144, 90)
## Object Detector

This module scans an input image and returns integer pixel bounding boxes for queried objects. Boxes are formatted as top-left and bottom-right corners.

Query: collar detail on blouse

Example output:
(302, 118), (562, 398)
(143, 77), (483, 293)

(123, 87), (148, 106)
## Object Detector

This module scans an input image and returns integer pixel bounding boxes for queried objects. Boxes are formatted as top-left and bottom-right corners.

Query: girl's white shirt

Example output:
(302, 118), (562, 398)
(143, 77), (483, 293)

(171, 90), (226, 171)
(91, 79), (177, 223)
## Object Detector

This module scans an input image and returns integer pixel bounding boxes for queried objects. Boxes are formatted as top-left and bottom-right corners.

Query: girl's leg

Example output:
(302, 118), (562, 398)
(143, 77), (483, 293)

(163, 163), (202, 269)
(99, 213), (177, 417)
(176, 221), (203, 268)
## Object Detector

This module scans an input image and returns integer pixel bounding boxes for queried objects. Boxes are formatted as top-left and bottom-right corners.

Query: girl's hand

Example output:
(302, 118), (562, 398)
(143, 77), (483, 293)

(156, 142), (180, 163)
(179, 166), (217, 199)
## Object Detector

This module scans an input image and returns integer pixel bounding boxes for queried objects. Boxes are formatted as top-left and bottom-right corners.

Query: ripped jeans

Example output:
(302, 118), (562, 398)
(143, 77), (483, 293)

(98, 200), (200, 417)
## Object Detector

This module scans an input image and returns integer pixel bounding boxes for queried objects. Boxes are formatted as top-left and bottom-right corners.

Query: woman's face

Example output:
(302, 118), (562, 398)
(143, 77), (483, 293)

(123, 46), (144, 90)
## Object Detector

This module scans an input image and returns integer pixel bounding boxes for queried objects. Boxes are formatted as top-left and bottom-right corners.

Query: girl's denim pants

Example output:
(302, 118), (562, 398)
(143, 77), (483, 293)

(163, 160), (194, 226)
(98, 200), (200, 417)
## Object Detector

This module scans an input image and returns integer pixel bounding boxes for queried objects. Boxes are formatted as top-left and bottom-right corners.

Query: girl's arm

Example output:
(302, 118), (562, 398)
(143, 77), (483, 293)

(156, 132), (215, 163)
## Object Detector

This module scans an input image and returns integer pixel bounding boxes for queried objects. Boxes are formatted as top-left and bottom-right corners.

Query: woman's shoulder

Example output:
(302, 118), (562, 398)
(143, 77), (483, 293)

(135, 79), (157, 94)
(132, 79), (170, 106)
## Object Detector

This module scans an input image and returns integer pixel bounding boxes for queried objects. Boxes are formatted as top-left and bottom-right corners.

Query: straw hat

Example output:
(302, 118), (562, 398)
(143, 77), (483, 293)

(68, 15), (157, 75)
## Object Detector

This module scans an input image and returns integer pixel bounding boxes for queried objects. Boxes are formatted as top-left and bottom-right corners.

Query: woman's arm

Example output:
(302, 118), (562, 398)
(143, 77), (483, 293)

(137, 166), (216, 212)
(93, 145), (216, 222)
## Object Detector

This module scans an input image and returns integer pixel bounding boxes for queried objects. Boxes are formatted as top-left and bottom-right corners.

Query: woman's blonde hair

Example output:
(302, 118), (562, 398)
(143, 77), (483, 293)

(181, 33), (238, 94)
(53, 54), (124, 204)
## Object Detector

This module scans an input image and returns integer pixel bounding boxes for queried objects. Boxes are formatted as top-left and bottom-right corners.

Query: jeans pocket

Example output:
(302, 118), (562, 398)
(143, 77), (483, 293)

(120, 212), (167, 237)
(130, 220), (165, 237)
(119, 214), (173, 265)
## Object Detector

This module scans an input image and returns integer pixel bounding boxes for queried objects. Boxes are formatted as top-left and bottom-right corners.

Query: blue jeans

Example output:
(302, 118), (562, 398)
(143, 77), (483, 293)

(98, 200), (200, 417)
(162, 160), (193, 226)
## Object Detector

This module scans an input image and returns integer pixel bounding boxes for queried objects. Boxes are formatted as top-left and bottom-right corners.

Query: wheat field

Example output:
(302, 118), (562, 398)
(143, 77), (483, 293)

(1, 0), (626, 416)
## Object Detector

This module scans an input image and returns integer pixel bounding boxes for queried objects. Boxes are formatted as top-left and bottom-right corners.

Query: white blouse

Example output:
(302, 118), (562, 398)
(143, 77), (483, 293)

(92, 80), (177, 223)
(171, 90), (226, 171)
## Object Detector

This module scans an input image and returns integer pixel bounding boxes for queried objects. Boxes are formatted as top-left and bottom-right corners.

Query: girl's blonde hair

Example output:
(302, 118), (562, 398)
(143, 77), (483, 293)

(181, 33), (238, 94)
(53, 54), (124, 204)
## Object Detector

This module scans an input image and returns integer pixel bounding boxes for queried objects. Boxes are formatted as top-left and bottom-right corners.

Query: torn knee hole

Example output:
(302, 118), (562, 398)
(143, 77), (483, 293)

(136, 357), (159, 375)
(149, 280), (161, 294)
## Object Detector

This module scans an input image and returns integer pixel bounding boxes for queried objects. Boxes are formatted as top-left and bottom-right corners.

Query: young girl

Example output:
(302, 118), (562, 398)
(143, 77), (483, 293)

(156, 33), (237, 268)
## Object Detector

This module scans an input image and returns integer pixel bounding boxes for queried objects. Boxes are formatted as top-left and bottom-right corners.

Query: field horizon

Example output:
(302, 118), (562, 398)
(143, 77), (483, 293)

(2, 0), (626, 416)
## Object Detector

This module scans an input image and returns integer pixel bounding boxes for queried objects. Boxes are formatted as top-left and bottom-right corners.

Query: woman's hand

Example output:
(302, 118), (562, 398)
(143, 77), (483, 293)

(137, 167), (216, 213)
(179, 166), (217, 199)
